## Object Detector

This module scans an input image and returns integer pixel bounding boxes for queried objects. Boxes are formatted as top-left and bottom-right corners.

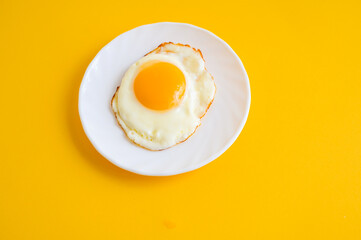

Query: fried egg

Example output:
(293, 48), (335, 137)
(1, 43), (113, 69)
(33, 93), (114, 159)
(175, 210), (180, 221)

(111, 42), (216, 150)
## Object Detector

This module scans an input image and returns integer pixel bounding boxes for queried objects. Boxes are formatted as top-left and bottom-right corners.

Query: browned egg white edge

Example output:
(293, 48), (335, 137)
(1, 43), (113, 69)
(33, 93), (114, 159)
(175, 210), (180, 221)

(110, 42), (216, 151)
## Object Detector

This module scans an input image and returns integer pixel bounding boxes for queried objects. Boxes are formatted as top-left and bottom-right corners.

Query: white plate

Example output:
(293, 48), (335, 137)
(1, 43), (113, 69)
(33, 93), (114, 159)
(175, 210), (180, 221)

(79, 22), (251, 176)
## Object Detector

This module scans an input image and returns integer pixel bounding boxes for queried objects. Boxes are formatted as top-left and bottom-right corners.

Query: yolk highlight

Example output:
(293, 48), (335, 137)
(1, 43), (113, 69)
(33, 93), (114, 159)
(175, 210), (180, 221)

(134, 61), (186, 111)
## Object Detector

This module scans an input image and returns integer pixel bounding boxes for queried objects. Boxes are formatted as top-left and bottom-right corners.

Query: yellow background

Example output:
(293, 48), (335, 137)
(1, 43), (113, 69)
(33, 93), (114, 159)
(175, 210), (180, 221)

(1, 0), (361, 239)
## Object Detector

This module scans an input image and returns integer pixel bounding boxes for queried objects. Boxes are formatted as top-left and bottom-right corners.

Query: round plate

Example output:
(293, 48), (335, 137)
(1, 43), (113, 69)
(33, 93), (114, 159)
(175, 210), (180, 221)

(78, 22), (251, 176)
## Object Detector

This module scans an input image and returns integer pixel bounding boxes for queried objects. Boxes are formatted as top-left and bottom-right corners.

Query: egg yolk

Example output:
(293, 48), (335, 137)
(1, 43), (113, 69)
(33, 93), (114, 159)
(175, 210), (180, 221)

(134, 61), (186, 111)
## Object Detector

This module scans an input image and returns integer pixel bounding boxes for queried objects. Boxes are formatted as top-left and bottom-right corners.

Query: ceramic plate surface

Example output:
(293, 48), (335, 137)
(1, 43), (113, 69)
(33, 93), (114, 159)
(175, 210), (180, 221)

(78, 22), (251, 176)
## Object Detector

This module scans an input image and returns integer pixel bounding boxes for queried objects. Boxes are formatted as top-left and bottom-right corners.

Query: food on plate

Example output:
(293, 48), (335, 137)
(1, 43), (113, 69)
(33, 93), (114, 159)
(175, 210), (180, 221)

(111, 42), (216, 150)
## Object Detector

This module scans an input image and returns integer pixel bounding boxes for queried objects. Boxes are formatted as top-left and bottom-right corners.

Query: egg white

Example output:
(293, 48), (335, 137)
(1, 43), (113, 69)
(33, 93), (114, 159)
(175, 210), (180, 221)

(111, 43), (216, 150)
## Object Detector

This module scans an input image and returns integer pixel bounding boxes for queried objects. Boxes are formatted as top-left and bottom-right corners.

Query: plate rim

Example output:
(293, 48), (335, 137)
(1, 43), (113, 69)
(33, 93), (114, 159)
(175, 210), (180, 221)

(78, 22), (251, 176)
